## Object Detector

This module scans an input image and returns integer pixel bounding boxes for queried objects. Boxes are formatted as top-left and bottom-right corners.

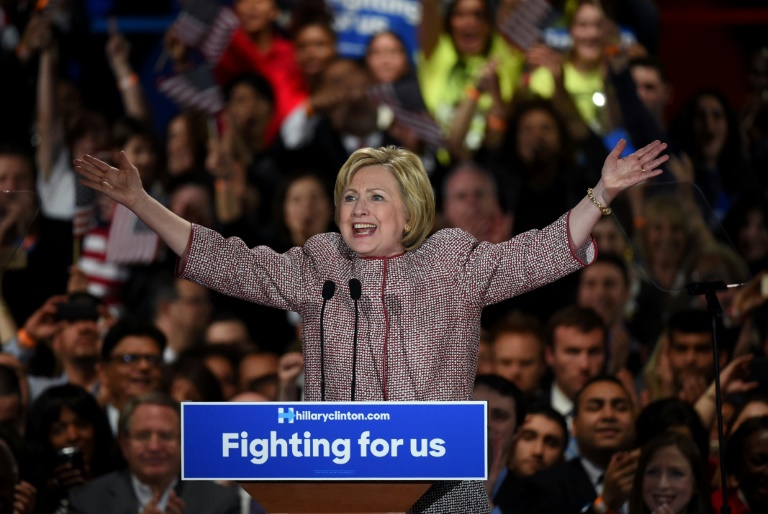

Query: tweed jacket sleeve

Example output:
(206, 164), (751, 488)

(176, 225), (311, 312)
(457, 211), (595, 307)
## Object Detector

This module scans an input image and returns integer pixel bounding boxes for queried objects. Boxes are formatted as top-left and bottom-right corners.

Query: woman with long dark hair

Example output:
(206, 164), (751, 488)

(629, 431), (712, 514)
(24, 384), (121, 513)
(670, 89), (756, 225)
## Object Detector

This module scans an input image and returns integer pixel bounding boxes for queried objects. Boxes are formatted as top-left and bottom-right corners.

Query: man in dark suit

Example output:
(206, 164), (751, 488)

(523, 376), (638, 514)
(69, 392), (240, 514)
(493, 406), (567, 514)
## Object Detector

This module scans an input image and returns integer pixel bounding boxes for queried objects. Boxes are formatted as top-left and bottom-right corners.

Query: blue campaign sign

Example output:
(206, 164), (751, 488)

(182, 402), (487, 481)
(327, 0), (421, 59)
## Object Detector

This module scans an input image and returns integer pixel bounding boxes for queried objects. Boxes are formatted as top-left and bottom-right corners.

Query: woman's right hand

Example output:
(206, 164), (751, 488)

(74, 152), (146, 211)
(49, 462), (86, 492)
(76, 151), (191, 257)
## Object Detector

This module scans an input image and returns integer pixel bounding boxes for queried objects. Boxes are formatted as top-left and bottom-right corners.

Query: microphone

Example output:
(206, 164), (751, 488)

(349, 278), (362, 401)
(320, 280), (336, 401)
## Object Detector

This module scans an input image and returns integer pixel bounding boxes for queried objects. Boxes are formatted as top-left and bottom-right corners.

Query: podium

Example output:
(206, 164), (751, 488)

(181, 402), (487, 514)
(239, 480), (432, 513)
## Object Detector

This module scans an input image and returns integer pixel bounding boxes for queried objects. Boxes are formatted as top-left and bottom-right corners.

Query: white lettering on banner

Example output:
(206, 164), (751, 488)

(222, 431), (445, 464)
(222, 431), (352, 464)
(292, 410), (390, 422)
(357, 431), (405, 457)
(331, 0), (421, 24)
(409, 438), (445, 457)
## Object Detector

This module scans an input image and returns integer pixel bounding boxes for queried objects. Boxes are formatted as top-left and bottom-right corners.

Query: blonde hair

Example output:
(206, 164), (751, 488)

(334, 146), (435, 252)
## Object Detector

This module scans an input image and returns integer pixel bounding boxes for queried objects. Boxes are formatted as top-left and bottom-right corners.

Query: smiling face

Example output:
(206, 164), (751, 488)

(48, 407), (96, 465)
(645, 210), (687, 267)
(442, 165), (500, 232)
(449, 0), (490, 56)
(295, 24), (337, 84)
(284, 175), (332, 246)
(120, 404), (180, 488)
(666, 330), (714, 385)
(570, 3), (604, 65)
(366, 32), (409, 84)
(99, 336), (163, 410)
(338, 166), (408, 258)
(642, 445), (695, 514)
(572, 380), (634, 461)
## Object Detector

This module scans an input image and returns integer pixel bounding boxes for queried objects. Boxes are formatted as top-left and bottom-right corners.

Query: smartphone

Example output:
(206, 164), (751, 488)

(56, 301), (99, 321)
(56, 446), (84, 472)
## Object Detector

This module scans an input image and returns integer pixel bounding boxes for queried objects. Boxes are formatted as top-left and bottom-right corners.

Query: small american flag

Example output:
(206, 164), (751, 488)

(157, 62), (224, 115)
(497, 0), (554, 51)
(201, 6), (239, 63)
(172, 0), (239, 62)
(368, 81), (444, 147)
(73, 177), (95, 238)
(105, 203), (159, 264)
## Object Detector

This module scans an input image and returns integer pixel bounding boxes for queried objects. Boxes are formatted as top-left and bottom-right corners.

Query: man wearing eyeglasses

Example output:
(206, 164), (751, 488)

(69, 392), (240, 514)
(97, 319), (167, 435)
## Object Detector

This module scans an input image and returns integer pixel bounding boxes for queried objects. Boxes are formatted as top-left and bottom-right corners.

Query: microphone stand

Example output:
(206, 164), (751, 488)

(685, 280), (730, 514)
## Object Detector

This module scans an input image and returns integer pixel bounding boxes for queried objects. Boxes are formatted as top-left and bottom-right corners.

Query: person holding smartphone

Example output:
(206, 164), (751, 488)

(24, 384), (121, 514)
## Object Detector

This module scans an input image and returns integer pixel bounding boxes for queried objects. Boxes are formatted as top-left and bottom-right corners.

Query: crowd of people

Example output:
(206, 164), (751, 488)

(1, 0), (768, 512)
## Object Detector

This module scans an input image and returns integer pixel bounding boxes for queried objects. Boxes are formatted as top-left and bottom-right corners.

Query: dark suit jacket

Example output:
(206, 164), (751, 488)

(522, 458), (598, 514)
(69, 470), (241, 514)
(493, 471), (526, 514)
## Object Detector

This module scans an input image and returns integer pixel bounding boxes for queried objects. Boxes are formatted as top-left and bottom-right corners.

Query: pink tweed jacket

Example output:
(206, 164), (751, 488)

(177, 211), (595, 512)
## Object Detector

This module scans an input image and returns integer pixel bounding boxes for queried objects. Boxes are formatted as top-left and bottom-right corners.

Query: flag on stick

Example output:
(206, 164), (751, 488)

(497, 0), (554, 51)
(368, 81), (444, 147)
(157, 62), (225, 115)
(73, 176), (95, 239)
(171, 0), (239, 62)
(105, 203), (159, 264)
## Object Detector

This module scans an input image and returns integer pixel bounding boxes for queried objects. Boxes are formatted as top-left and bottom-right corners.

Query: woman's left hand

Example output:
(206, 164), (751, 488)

(597, 139), (668, 206)
(13, 481), (36, 514)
